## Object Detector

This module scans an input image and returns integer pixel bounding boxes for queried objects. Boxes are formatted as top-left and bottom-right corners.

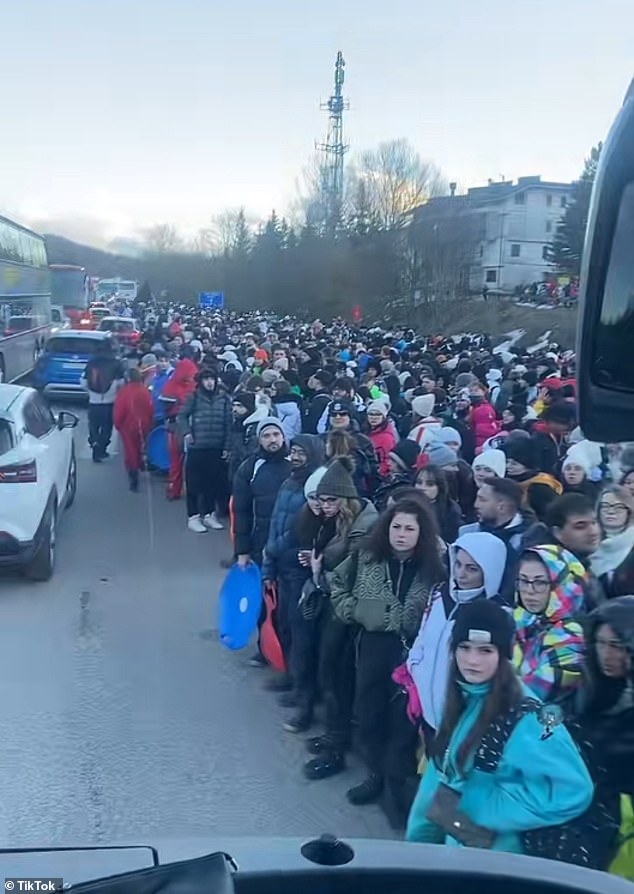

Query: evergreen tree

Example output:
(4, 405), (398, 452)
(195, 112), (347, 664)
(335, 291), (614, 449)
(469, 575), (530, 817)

(548, 143), (602, 275)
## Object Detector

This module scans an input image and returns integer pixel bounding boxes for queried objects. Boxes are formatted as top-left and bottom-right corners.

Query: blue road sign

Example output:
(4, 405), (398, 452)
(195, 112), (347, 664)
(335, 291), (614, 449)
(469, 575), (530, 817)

(199, 291), (225, 309)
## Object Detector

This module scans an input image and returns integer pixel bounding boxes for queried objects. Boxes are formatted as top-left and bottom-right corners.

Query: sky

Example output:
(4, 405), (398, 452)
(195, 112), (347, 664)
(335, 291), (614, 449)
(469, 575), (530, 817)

(2, 0), (633, 248)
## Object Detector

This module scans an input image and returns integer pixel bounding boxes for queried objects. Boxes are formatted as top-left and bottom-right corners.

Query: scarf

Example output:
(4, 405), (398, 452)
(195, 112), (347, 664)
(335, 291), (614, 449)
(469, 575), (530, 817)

(590, 525), (634, 578)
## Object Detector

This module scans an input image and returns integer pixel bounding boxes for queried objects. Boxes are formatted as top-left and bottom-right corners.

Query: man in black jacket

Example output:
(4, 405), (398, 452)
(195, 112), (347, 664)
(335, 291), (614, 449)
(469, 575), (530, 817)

(303, 370), (332, 434)
(233, 417), (292, 667)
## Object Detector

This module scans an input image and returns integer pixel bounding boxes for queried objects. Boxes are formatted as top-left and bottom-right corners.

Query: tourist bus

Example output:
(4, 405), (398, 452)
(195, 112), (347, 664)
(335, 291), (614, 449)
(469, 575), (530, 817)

(0, 215), (51, 382)
(95, 278), (138, 304)
(50, 263), (90, 325)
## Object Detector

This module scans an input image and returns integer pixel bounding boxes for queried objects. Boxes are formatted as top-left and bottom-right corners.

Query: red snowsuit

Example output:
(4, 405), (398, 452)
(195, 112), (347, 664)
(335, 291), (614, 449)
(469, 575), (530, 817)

(470, 401), (500, 454)
(161, 359), (198, 499)
(113, 382), (155, 472)
(368, 423), (397, 478)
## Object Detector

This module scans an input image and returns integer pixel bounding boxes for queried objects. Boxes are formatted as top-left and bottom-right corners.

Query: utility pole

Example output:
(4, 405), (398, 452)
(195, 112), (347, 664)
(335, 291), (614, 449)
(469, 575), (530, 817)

(315, 51), (350, 234)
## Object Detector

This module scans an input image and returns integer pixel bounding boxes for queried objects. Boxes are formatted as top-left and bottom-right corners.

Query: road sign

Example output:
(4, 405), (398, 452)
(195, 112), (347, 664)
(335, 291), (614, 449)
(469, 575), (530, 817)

(199, 291), (224, 309)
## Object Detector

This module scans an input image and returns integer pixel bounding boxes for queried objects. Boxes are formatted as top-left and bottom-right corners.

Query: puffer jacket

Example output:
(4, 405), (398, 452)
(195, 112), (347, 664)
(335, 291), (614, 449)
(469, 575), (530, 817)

(470, 401), (500, 454)
(177, 387), (232, 451)
(320, 499), (379, 594)
(232, 448), (292, 560)
(271, 394), (303, 441)
(261, 434), (326, 579)
(367, 423), (397, 478)
(513, 544), (588, 704)
(331, 550), (431, 644)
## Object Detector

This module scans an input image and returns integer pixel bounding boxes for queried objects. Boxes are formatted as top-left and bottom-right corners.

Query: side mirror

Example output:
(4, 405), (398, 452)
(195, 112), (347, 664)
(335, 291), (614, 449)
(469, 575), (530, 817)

(578, 76), (634, 442)
(57, 411), (79, 430)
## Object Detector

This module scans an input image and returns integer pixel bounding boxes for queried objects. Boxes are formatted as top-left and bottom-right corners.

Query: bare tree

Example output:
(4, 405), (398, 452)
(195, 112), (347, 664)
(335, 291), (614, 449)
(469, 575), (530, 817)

(144, 223), (182, 254)
(348, 139), (447, 230)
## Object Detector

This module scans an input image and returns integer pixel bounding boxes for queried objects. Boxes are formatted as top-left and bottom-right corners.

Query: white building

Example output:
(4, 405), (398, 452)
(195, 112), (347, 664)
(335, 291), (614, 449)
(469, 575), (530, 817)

(471, 176), (572, 293)
(410, 176), (573, 296)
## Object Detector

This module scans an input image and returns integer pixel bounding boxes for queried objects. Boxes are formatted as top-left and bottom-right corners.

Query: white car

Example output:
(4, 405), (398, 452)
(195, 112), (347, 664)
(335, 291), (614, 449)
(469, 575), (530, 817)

(0, 385), (78, 581)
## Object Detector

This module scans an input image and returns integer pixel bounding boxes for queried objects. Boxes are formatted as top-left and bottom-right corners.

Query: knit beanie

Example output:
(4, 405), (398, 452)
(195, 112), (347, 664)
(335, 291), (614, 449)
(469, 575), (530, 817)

(412, 393), (435, 419)
(366, 399), (389, 418)
(304, 466), (329, 499)
(438, 427), (462, 448)
(503, 436), (539, 471)
(389, 439), (421, 471)
(562, 440), (598, 476)
(451, 600), (515, 659)
(232, 392), (256, 414)
(426, 442), (459, 469)
(257, 417), (285, 439)
(473, 448), (506, 478)
(315, 458), (359, 499)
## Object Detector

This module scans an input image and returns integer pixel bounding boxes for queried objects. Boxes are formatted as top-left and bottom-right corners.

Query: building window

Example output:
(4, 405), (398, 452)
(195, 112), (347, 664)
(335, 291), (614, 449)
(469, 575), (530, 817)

(542, 245), (550, 260)
(514, 192), (525, 205)
(510, 243), (521, 258)
(561, 195), (567, 208)
(486, 269), (497, 283)
(546, 194), (553, 207)
(546, 220), (552, 233)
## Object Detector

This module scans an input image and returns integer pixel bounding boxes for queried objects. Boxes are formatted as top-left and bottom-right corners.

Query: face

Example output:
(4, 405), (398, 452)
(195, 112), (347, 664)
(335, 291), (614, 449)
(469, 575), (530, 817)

(289, 444), (308, 469)
(232, 402), (248, 418)
(595, 623), (631, 679)
(454, 548), (484, 590)
(502, 409), (516, 427)
(201, 376), (216, 391)
(475, 484), (504, 524)
(333, 386), (350, 400)
(307, 494), (321, 515)
(599, 493), (631, 535)
(273, 349), (286, 363)
(318, 495), (343, 517)
(416, 474), (439, 502)
(473, 465), (497, 487)
(389, 512), (420, 553)
(456, 641), (500, 684)
(330, 411), (350, 430)
(561, 463), (584, 486)
(367, 410), (384, 428)
(554, 512), (601, 556)
(158, 357), (170, 372)
(623, 472), (634, 498)
(259, 427), (285, 452)
(517, 557), (551, 614)
(506, 457), (527, 477)
(422, 376), (435, 392)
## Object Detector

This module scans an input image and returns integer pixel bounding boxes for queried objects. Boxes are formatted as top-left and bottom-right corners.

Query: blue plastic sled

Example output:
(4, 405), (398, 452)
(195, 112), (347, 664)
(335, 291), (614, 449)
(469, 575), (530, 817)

(218, 562), (263, 651)
(147, 426), (170, 471)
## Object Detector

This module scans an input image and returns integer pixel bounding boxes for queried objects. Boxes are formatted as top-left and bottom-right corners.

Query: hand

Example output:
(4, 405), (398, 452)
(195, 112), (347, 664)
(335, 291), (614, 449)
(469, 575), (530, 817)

(298, 550), (312, 567)
(310, 550), (323, 578)
(237, 554), (251, 570)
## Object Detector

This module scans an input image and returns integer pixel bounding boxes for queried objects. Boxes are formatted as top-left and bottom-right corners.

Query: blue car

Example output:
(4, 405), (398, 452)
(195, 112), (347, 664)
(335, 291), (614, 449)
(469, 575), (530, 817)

(33, 329), (116, 397)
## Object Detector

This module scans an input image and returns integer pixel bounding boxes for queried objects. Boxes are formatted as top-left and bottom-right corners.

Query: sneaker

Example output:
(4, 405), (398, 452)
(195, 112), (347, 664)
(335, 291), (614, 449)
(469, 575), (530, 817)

(187, 515), (207, 533)
(346, 774), (383, 806)
(203, 512), (224, 530)
(303, 751), (345, 781)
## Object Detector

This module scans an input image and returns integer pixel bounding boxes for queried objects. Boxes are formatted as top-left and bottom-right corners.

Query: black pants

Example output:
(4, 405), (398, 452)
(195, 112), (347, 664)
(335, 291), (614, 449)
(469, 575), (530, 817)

(282, 572), (319, 712)
(354, 630), (418, 779)
(318, 608), (357, 750)
(88, 403), (114, 456)
(185, 448), (226, 517)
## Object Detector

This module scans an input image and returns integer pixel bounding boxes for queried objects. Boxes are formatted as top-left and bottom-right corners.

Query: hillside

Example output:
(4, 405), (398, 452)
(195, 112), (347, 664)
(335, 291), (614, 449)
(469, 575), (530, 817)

(45, 234), (144, 279)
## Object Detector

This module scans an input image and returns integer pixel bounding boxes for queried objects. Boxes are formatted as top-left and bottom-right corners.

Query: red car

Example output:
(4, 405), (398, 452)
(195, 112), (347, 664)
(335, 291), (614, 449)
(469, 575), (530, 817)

(98, 316), (141, 352)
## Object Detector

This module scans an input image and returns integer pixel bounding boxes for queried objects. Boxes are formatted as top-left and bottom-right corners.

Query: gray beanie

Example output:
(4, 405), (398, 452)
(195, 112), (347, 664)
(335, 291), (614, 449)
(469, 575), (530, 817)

(257, 417), (285, 439)
(426, 442), (459, 468)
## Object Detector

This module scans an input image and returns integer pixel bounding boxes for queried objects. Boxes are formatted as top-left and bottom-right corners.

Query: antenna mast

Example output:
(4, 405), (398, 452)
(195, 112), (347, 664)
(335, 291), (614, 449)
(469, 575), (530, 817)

(315, 51), (350, 232)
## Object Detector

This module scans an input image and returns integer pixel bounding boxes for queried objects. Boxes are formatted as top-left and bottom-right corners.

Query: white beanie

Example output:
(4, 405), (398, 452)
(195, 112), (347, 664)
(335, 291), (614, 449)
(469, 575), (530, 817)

(304, 466), (328, 499)
(366, 399), (389, 417)
(562, 440), (602, 476)
(472, 448), (506, 478)
(412, 393), (435, 418)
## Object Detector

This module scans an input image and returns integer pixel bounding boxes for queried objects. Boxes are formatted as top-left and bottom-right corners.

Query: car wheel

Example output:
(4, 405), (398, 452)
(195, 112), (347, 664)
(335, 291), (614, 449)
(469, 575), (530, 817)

(24, 501), (57, 582)
(65, 447), (77, 509)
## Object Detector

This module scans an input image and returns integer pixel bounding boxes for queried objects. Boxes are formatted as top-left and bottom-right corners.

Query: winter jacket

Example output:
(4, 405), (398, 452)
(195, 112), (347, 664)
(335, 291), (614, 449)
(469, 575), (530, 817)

(177, 387), (232, 452)
(319, 500), (379, 594)
(227, 413), (261, 483)
(408, 532), (508, 731)
(406, 680), (594, 850)
(161, 358), (197, 420)
(470, 401), (500, 453)
(331, 550), (431, 644)
(232, 448), (292, 560)
(514, 545), (588, 705)
(261, 434), (326, 579)
(271, 394), (303, 441)
(304, 390), (331, 434)
(367, 423), (398, 478)
(431, 497), (463, 544)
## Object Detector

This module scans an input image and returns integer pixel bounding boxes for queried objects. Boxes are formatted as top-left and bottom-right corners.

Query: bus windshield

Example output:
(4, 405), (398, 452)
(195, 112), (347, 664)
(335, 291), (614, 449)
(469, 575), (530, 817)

(50, 266), (88, 310)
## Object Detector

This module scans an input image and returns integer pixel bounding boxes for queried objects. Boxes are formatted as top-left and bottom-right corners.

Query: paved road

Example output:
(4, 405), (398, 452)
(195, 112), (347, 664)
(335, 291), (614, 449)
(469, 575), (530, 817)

(0, 404), (393, 847)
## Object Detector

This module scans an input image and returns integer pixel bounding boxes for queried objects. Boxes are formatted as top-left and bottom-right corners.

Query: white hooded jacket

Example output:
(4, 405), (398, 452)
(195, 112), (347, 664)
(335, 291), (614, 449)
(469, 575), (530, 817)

(406, 532), (508, 731)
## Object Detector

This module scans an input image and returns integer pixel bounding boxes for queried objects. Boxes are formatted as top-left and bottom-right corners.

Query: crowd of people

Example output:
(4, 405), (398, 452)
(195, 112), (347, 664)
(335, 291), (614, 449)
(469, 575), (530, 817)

(80, 304), (634, 874)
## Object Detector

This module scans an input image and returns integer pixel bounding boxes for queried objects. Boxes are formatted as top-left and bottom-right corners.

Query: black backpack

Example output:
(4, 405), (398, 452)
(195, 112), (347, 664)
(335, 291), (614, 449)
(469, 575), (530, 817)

(473, 698), (619, 869)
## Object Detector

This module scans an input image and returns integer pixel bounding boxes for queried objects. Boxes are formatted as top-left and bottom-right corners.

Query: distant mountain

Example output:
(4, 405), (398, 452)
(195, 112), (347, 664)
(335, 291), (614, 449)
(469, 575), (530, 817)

(44, 233), (143, 278)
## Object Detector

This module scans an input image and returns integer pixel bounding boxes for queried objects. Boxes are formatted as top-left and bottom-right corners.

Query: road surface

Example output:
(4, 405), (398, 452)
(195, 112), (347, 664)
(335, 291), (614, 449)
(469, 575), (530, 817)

(0, 404), (393, 846)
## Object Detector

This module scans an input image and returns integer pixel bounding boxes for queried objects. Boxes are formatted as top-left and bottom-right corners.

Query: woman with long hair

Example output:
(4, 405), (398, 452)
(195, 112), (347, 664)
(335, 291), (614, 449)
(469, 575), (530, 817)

(590, 484), (634, 599)
(330, 498), (444, 824)
(302, 458), (378, 781)
(406, 600), (593, 852)
(414, 465), (463, 544)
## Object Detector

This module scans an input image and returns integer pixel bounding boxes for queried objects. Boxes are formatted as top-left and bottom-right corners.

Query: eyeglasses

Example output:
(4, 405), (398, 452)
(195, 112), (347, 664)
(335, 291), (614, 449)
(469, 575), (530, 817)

(600, 503), (628, 514)
(318, 496), (339, 505)
(517, 576), (550, 593)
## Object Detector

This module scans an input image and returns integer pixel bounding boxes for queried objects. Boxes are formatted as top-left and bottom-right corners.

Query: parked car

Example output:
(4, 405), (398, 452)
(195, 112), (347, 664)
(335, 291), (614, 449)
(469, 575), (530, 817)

(0, 384), (78, 581)
(33, 330), (116, 397)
